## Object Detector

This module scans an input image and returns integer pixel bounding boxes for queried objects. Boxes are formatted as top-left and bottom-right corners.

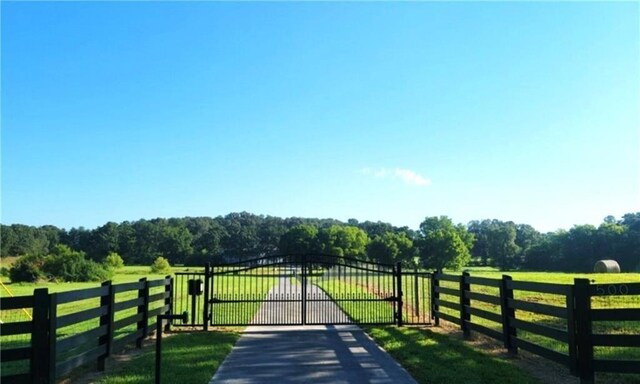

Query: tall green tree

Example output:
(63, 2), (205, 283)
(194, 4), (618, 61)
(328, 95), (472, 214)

(522, 232), (565, 270)
(467, 220), (491, 265)
(279, 224), (319, 255)
(2, 224), (51, 256)
(620, 213), (640, 271)
(317, 225), (369, 259)
(158, 223), (193, 264)
(257, 216), (287, 255)
(417, 216), (473, 270)
(90, 222), (120, 260)
(220, 212), (261, 259)
(184, 217), (226, 264)
(486, 221), (520, 270)
(515, 224), (541, 258)
(562, 224), (598, 271)
(366, 232), (414, 265)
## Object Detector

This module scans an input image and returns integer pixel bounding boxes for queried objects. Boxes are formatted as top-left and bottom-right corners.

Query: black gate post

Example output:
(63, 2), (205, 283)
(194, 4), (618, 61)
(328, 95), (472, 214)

(414, 266), (420, 320)
(301, 254), (307, 325)
(396, 262), (403, 326)
(432, 270), (440, 326)
(203, 263), (211, 331)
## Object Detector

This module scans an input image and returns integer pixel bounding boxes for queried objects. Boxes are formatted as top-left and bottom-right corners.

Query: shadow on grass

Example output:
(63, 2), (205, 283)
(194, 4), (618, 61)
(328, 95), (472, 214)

(365, 326), (540, 384)
(97, 330), (240, 384)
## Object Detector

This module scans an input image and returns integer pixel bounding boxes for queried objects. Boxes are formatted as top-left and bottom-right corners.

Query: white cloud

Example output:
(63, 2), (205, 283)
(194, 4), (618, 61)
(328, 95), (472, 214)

(361, 167), (431, 187)
(394, 168), (431, 186)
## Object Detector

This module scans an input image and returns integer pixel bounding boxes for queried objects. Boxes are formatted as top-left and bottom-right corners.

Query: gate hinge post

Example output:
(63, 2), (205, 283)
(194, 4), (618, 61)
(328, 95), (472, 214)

(396, 262), (403, 326)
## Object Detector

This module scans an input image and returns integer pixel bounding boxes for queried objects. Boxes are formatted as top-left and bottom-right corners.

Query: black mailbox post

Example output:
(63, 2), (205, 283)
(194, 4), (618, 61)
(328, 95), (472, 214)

(187, 279), (203, 325)
(155, 311), (188, 384)
(187, 279), (203, 296)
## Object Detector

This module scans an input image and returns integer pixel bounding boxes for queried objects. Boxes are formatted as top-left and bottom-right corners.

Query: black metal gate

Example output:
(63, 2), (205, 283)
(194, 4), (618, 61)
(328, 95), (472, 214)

(173, 254), (431, 327)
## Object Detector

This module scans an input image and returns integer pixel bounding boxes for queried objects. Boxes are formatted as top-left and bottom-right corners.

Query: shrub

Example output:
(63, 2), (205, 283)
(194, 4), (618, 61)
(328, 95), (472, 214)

(150, 256), (172, 274)
(104, 252), (125, 269)
(0, 266), (10, 277)
(42, 244), (113, 282)
(9, 255), (45, 282)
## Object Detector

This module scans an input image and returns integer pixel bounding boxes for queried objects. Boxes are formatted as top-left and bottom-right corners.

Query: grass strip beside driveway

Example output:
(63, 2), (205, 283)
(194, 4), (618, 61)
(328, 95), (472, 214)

(365, 326), (540, 384)
(97, 330), (240, 384)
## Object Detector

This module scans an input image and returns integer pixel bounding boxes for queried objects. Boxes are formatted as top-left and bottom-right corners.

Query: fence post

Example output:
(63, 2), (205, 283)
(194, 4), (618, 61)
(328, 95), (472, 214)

(414, 266), (420, 319)
(136, 278), (149, 348)
(500, 275), (517, 354)
(48, 293), (58, 383)
(432, 270), (440, 326)
(164, 276), (172, 332)
(98, 280), (115, 371)
(567, 284), (578, 375)
(396, 262), (403, 326)
(574, 278), (594, 384)
(203, 263), (211, 331)
(32, 288), (50, 384)
(460, 272), (471, 339)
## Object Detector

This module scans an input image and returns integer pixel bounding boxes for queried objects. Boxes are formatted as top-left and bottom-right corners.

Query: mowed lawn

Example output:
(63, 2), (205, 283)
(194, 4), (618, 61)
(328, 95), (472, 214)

(315, 277), (541, 383)
(94, 330), (240, 384)
(0, 265), (193, 343)
(1, 265), (278, 382)
(0, 265), (200, 297)
(366, 325), (540, 384)
(3, 265), (639, 383)
(465, 269), (640, 283)
(320, 269), (640, 383)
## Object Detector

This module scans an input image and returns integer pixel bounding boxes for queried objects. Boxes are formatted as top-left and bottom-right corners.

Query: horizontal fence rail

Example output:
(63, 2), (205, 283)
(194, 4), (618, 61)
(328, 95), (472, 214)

(0, 277), (172, 384)
(432, 272), (640, 384)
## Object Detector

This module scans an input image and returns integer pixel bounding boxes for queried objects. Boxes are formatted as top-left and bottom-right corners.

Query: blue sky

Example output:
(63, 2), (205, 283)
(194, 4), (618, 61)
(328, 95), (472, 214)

(2, 2), (638, 233)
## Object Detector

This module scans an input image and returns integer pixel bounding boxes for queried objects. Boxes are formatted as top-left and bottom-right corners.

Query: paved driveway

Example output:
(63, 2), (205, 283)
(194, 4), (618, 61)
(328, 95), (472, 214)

(210, 277), (416, 383)
(209, 325), (417, 384)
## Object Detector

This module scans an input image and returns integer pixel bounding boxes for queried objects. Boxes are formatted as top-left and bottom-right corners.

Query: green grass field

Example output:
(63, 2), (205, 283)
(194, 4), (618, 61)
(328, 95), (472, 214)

(2, 264), (639, 383)
(317, 269), (639, 383)
(0, 265), (180, 340)
(465, 269), (640, 283)
(93, 330), (240, 384)
(209, 272), (278, 325)
(1, 273), (174, 377)
(0, 265), (196, 296)
(365, 325), (540, 384)
(431, 270), (640, 383)
(436, 271), (640, 355)
(313, 270), (541, 383)
(1, 265), (279, 380)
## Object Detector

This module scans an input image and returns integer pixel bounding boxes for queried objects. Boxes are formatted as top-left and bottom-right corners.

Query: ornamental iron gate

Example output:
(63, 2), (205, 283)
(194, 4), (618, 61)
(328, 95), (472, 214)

(172, 254), (431, 327)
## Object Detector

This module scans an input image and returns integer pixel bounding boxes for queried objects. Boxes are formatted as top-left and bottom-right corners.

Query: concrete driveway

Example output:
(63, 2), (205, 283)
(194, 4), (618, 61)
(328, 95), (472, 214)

(209, 325), (417, 384)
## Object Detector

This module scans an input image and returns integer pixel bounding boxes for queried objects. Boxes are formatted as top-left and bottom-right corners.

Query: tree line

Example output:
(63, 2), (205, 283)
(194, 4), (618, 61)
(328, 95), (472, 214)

(2, 212), (639, 272)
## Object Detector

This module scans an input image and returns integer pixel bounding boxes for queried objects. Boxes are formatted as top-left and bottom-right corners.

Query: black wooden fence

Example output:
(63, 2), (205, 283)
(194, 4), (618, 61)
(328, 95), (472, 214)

(432, 272), (640, 384)
(1, 276), (173, 384)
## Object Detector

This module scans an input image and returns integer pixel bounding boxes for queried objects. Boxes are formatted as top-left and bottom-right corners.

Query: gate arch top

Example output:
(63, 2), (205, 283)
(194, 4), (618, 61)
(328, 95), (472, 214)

(206, 253), (397, 326)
